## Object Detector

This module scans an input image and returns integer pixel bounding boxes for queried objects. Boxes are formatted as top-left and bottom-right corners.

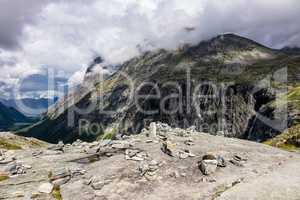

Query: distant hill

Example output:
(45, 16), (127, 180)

(281, 47), (300, 55)
(0, 102), (30, 131)
(0, 98), (58, 117)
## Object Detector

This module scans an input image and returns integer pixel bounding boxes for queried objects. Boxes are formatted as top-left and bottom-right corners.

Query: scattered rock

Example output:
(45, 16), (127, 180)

(184, 138), (195, 146)
(199, 159), (218, 175)
(125, 149), (147, 161)
(48, 141), (64, 152)
(38, 183), (54, 194)
(111, 141), (132, 149)
(139, 160), (159, 181)
(32, 150), (43, 157)
(49, 168), (71, 185)
(149, 122), (157, 138)
(230, 155), (247, 167)
(90, 177), (111, 190)
(169, 170), (180, 178)
(217, 155), (227, 167)
(199, 155), (219, 175)
(161, 140), (176, 157)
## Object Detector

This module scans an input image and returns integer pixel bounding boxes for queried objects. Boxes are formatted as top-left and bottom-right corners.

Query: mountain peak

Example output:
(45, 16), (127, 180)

(183, 33), (275, 63)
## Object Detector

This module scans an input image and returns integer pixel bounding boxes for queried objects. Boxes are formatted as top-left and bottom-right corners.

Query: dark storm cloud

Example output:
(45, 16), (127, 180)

(0, 0), (52, 49)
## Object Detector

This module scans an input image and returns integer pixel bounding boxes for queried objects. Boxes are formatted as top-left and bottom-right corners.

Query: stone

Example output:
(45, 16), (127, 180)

(91, 177), (111, 190)
(47, 141), (64, 152)
(125, 149), (147, 161)
(170, 171), (180, 178)
(111, 141), (131, 149)
(178, 149), (195, 159)
(49, 168), (71, 182)
(184, 139), (195, 146)
(199, 157), (218, 176)
(99, 139), (112, 147)
(52, 176), (71, 186)
(148, 160), (159, 172)
(187, 126), (196, 132)
(139, 162), (149, 176)
(0, 158), (15, 165)
(149, 122), (157, 138)
(230, 159), (244, 167)
(178, 151), (189, 159)
(32, 150), (43, 157)
(161, 140), (176, 157)
(71, 167), (86, 177)
(38, 183), (54, 194)
(217, 156), (227, 167)
(2, 161), (17, 175)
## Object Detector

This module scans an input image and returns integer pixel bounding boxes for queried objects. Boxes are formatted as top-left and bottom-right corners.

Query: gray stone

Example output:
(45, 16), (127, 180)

(199, 159), (218, 175)
(49, 168), (71, 182)
(149, 122), (157, 138)
(38, 183), (54, 194)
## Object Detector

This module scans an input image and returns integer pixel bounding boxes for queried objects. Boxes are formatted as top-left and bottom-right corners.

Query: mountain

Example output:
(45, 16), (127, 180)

(0, 98), (58, 117)
(0, 102), (30, 131)
(281, 46), (300, 55)
(18, 34), (300, 143)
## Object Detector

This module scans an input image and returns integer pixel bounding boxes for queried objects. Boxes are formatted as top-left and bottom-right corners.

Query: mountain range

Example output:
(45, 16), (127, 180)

(18, 34), (300, 144)
(0, 98), (58, 117)
(0, 102), (30, 131)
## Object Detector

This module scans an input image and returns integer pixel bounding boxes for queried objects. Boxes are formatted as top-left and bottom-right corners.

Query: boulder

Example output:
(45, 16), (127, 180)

(199, 159), (218, 175)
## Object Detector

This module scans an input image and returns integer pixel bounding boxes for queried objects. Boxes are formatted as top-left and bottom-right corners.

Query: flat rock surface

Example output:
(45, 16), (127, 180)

(1, 128), (300, 200)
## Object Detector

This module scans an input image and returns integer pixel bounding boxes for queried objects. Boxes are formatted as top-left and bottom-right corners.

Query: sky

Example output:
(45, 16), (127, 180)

(0, 0), (299, 99)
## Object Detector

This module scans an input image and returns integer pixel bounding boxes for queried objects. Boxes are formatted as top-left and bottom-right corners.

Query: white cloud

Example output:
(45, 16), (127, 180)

(0, 0), (300, 97)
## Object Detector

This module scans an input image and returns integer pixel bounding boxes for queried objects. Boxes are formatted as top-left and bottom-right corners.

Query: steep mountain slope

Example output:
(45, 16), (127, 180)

(0, 102), (29, 131)
(19, 34), (300, 143)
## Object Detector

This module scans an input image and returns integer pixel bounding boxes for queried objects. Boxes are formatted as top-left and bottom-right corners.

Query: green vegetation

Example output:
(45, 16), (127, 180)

(52, 185), (63, 200)
(264, 124), (300, 152)
(0, 175), (9, 182)
(0, 139), (22, 150)
(100, 127), (117, 140)
(0, 134), (47, 150)
(287, 86), (300, 109)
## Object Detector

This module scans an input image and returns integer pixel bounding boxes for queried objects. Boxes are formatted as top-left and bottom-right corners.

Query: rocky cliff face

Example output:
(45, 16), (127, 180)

(18, 34), (300, 143)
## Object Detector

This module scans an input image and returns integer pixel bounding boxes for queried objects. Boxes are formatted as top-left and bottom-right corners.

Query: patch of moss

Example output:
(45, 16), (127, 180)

(101, 127), (117, 140)
(0, 175), (9, 182)
(264, 124), (300, 152)
(52, 185), (63, 200)
(0, 139), (22, 150)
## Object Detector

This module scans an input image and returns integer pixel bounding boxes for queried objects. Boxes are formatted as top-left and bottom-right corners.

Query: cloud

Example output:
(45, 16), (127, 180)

(0, 0), (300, 97)
(0, 0), (55, 50)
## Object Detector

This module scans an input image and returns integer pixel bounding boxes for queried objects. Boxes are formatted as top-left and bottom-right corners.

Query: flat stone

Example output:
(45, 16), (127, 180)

(52, 176), (71, 186)
(38, 183), (54, 194)
(49, 168), (71, 181)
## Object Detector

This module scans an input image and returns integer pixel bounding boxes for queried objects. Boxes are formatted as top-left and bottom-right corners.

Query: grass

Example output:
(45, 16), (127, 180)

(52, 185), (63, 200)
(0, 139), (22, 150)
(101, 127), (117, 140)
(264, 124), (300, 152)
(0, 175), (9, 182)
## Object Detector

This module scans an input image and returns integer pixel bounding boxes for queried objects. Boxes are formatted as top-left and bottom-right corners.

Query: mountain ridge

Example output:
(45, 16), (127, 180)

(18, 34), (300, 143)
